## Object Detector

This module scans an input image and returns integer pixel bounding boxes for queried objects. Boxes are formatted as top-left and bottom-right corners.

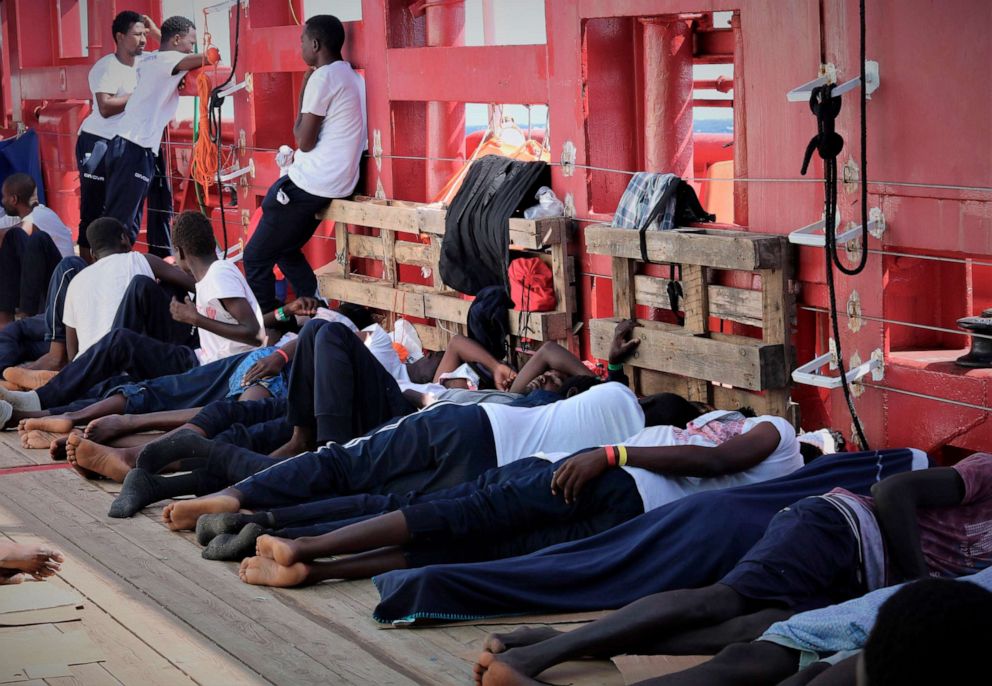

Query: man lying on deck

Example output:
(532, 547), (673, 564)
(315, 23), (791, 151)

(223, 407), (809, 581)
(649, 566), (992, 686)
(0, 212), (264, 422)
(470, 451), (992, 686)
(146, 379), (673, 531)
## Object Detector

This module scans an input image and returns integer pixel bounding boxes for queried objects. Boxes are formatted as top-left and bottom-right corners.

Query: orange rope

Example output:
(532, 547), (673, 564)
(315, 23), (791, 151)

(191, 70), (218, 202)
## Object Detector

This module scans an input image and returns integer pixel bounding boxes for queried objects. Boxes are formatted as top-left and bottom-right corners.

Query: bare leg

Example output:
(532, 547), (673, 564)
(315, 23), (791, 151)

(84, 406), (201, 443)
(254, 510), (411, 565)
(239, 546), (408, 587)
(20, 394), (128, 436)
(22, 342), (68, 372)
(270, 425), (314, 457)
(473, 584), (751, 684)
(162, 488), (243, 531)
(629, 642), (799, 686)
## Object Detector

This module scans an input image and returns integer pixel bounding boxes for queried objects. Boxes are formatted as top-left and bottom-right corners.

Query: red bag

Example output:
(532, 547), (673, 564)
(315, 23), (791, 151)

(508, 257), (557, 312)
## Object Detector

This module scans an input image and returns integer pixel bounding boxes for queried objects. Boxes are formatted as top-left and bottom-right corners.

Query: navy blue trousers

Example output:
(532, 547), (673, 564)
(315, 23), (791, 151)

(190, 397), (292, 454)
(227, 402), (498, 509)
(243, 176), (330, 312)
(0, 255), (88, 370)
(36, 328), (198, 409)
(76, 131), (108, 248)
(112, 276), (197, 347)
(289, 319), (413, 445)
(103, 136), (155, 243)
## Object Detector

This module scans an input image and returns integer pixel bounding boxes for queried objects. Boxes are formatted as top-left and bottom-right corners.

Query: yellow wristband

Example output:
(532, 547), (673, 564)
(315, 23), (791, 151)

(617, 444), (628, 467)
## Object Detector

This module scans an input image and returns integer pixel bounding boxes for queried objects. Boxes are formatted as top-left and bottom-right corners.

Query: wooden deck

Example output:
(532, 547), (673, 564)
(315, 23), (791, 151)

(0, 431), (625, 685)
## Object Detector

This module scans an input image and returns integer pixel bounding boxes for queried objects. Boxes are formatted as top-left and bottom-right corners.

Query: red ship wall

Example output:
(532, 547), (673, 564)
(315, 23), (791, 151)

(1, 0), (989, 460)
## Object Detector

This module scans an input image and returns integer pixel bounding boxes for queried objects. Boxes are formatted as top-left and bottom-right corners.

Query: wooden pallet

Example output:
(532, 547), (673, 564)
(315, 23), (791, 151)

(585, 224), (795, 419)
(316, 198), (576, 354)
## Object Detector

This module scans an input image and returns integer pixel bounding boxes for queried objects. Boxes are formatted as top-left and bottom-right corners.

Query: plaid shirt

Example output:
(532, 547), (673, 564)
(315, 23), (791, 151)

(611, 172), (679, 231)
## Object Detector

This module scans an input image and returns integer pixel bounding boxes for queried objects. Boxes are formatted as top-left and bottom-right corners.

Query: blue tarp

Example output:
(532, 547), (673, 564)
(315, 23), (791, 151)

(0, 129), (46, 204)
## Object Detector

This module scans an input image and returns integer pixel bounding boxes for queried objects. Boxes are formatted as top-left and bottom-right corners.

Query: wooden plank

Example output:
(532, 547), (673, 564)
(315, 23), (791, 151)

(346, 234), (383, 261)
(585, 225), (786, 271)
(323, 200), (562, 248)
(637, 371), (789, 418)
(634, 276), (763, 328)
(428, 235), (445, 290)
(341, 235), (433, 269)
(317, 272), (428, 318)
(382, 230), (397, 285)
(551, 240), (576, 353)
(394, 239), (433, 268)
(611, 257), (636, 319)
(680, 265), (712, 404)
(332, 219), (349, 275)
(589, 318), (787, 391)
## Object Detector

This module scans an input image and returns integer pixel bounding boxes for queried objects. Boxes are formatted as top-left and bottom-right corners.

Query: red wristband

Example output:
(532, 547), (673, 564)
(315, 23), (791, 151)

(275, 348), (290, 364)
(604, 445), (617, 467)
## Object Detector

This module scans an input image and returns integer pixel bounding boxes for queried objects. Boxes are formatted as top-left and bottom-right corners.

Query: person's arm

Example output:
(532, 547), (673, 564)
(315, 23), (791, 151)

(173, 51), (216, 75)
(141, 14), (161, 43)
(433, 334), (516, 391)
(776, 654), (859, 686)
(144, 253), (196, 292)
(94, 92), (130, 118)
(509, 341), (590, 394)
(242, 338), (299, 385)
(66, 326), (79, 361)
(261, 296), (320, 328)
(551, 422), (783, 504)
(871, 468), (966, 581)
(607, 318), (640, 386)
(170, 295), (262, 347)
(293, 68), (325, 152)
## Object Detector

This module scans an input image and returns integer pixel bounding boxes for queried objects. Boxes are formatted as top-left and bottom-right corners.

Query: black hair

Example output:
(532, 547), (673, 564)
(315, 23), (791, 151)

(736, 405), (757, 418)
(305, 15), (345, 55)
(161, 15), (195, 44)
(2, 173), (35, 202)
(557, 375), (603, 398)
(85, 217), (129, 254)
(335, 302), (374, 331)
(112, 11), (142, 40)
(170, 210), (216, 258)
(863, 577), (992, 685)
(639, 392), (703, 428)
(799, 443), (822, 464)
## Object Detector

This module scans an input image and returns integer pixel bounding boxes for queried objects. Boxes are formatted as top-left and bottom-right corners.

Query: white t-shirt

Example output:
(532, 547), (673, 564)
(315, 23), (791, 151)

(193, 260), (264, 365)
(79, 53), (138, 140)
(117, 51), (188, 153)
(620, 411), (802, 513)
(22, 204), (74, 257)
(287, 61), (367, 198)
(62, 252), (154, 355)
(482, 382), (645, 466)
(0, 210), (21, 229)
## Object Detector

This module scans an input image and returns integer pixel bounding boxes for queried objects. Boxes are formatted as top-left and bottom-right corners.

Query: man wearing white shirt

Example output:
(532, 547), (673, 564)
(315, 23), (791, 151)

(243, 14), (367, 312)
(76, 11), (155, 261)
(101, 15), (217, 243)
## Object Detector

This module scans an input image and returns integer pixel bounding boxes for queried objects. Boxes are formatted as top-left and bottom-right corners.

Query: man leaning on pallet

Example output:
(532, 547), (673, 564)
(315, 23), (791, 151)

(243, 14), (367, 313)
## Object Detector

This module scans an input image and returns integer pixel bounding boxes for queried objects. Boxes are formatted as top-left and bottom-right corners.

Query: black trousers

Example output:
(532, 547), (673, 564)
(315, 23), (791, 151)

(288, 319), (414, 445)
(76, 131), (109, 248)
(103, 136), (155, 244)
(243, 176), (331, 312)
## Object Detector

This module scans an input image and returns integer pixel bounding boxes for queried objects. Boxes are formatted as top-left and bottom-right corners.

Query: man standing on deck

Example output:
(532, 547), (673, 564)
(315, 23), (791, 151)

(100, 15), (219, 245)
(243, 15), (367, 312)
(76, 11), (158, 262)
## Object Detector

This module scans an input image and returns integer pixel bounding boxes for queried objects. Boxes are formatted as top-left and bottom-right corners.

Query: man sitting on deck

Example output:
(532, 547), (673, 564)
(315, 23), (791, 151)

(470, 451), (992, 686)
(0, 211), (264, 425)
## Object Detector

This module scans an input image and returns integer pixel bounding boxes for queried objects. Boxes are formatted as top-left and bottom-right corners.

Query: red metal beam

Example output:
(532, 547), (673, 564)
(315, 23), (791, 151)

(386, 45), (548, 103)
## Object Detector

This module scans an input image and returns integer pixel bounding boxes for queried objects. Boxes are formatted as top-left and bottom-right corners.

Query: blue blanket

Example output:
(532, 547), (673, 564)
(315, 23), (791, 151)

(372, 449), (925, 624)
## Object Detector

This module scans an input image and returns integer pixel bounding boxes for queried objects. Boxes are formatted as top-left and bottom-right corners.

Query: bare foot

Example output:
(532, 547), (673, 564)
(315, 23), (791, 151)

(482, 627), (563, 655)
(50, 436), (69, 461)
(83, 415), (133, 444)
(238, 556), (310, 587)
(4, 367), (58, 390)
(21, 429), (59, 449)
(163, 494), (241, 531)
(66, 433), (132, 482)
(255, 534), (303, 566)
(20, 415), (75, 435)
(0, 569), (26, 585)
(0, 542), (65, 579)
(473, 652), (543, 686)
